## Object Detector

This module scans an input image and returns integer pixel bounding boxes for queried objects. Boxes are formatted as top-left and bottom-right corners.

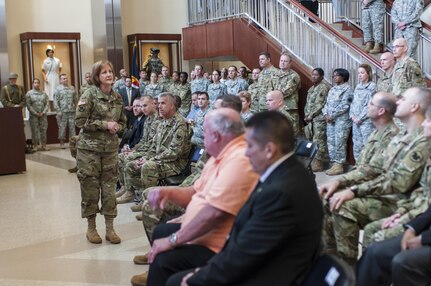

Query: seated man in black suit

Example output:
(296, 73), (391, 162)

(119, 76), (139, 128)
(357, 202), (431, 286)
(119, 96), (145, 150)
(167, 111), (323, 286)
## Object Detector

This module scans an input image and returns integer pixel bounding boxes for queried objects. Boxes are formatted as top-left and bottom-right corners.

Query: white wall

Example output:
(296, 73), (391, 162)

(5, 0), (95, 86)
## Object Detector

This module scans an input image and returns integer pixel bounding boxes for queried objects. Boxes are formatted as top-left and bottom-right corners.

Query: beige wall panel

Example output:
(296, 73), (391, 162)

(121, 0), (189, 72)
(5, 0), (95, 86)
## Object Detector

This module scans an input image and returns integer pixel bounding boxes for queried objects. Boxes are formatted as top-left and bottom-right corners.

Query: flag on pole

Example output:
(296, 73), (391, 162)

(131, 37), (140, 89)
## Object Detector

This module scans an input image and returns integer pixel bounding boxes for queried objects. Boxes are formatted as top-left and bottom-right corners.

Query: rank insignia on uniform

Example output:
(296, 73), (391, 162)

(411, 151), (422, 162)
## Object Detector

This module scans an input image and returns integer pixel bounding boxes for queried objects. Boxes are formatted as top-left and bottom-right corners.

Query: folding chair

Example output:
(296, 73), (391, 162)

(295, 138), (319, 172)
(300, 254), (355, 286)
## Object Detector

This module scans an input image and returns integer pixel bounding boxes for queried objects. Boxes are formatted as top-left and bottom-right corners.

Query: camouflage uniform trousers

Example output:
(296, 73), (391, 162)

(76, 148), (118, 218)
(288, 110), (301, 138)
(141, 153), (208, 242)
(323, 197), (397, 260)
(361, 3), (385, 43)
(362, 217), (404, 249)
(124, 159), (179, 197)
(69, 135), (79, 159)
(394, 26), (420, 58)
(326, 119), (351, 164)
(29, 114), (48, 145)
(305, 120), (329, 162)
(352, 120), (375, 161)
(57, 111), (76, 140)
(118, 151), (146, 189)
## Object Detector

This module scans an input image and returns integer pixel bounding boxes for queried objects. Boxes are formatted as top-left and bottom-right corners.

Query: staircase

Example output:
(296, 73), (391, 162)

(186, 0), (431, 85)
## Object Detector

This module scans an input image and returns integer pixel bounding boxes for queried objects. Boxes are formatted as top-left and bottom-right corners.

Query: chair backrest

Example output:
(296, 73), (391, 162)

(300, 254), (355, 286)
(295, 139), (319, 171)
(180, 145), (204, 177)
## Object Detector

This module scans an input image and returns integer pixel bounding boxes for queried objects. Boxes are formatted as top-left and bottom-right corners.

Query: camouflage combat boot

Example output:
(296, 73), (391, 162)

(133, 252), (150, 265)
(40, 144), (50, 151)
(325, 163), (344, 176)
(311, 159), (324, 172)
(86, 215), (102, 244)
(130, 201), (144, 212)
(131, 271), (148, 286)
(105, 216), (121, 244)
(369, 43), (383, 54)
(364, 42), (374, 53)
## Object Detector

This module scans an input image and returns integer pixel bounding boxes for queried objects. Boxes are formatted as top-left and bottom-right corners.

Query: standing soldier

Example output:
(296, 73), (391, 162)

(224, 65), (249, 95)
(191, 65), (210, 94)
(322, 68), (353, 176)
(75, 60), (127, 244)
(377, 52), (396, 93)
(207, 70), (227, 108)
(0, 72), (25, 108)
(257, 51), (278, 97)
(80, 72), (94, 96)
(158, 66), (172, 91)
(350, 64), (377, 161)
(26, 78), (50, 152)
(248, 68), (264, 113)
(54, 74), (77, 148)
(391, 0), (424, 58)
(272, 53), (301, 136)
(139, 69), (149, 96)
(391, 38), (425, 98)
(304, 68), (331, 172)
(362, 0), (385, 54)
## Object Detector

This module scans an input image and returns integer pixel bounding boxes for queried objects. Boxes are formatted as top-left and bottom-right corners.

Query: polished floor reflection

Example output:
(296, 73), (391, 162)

(0, 145), (149, 285)
(0, 145), (336, 285)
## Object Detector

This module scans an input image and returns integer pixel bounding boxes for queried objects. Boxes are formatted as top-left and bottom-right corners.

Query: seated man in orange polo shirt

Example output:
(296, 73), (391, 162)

(130, 108), (259, 286)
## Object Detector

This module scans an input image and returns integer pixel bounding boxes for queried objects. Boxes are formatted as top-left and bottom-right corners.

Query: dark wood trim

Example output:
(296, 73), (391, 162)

(20, 32), (80, 41)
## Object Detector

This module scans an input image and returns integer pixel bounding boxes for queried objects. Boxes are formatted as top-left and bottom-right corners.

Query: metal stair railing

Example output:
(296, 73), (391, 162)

(187, 0), (381, 87)
(317, 0), (431, 79)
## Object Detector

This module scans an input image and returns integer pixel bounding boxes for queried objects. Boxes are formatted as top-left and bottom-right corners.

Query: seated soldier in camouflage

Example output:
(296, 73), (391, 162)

(116, 95), (159, 202)
(319, 87), (431, 265)
(119, 93), (191, 205)
(362, 104), (431, 248)
(266, 90), (295, 133)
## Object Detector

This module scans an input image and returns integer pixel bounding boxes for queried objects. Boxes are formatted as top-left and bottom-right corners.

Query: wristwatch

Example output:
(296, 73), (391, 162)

(169, 232), (178, 247)
(350, 185), (358, 197)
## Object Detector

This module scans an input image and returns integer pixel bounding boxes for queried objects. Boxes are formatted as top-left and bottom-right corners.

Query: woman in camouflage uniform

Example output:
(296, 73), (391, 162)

(25, 78), (50, 151)
(75, 60), (127, 244)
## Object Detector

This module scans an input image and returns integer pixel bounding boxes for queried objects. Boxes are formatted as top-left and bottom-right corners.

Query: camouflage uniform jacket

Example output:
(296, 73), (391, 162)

(377, 70), (394, 93)
(25, 89), (49, 115)
(391, 0), (423, 28)
(75, 87), (127, 152)
(139, 79), (149, 95)
(304, 81), (331, 122)
(191, 107), (210, 148)
(350, 81), (376, 123)
(134, 112), (160, 154)
(322, 82), (353, 121)
(113, 78), (126, 93)
(0, 84), (25, 107)
(391, 56), (425, 97)
(224, 78), (249, 95)
(395, 158), (431, 223)
(80, 83), (92, 96)
(158, 77), (172, 91)
(257, 65), (278, 95)
(145, 112), (191, 173)
(144, 83), (166, 98)
(277, 105), (294, 124)
(207, 83), (227, 105)
(271, 69), (301, 110)
(339, 121), (399, 187)
(170, 82), (192, 117)
(53, 85), (77, 113)
(191, 77), (210, 93)
(354, 127), (430, 199)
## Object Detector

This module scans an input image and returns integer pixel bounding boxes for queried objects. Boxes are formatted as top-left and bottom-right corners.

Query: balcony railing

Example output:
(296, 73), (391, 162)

(187, 0), (381, 86)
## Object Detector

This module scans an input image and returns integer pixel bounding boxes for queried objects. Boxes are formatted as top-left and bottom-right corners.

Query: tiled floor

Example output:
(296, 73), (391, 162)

(0, 145), (338, 285)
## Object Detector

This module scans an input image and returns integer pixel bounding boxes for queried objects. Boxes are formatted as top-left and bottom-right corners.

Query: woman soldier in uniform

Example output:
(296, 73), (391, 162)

(75, 60), (127, 244)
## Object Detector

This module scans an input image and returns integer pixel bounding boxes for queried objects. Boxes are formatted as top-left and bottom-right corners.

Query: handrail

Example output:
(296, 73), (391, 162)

(287, 0), (381, 68)
(187, 0), (383, 87)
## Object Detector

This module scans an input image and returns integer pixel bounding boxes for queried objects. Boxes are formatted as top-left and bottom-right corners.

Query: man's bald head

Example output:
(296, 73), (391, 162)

(266, 90), (284, 111)
(380, 52), (395, 72)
